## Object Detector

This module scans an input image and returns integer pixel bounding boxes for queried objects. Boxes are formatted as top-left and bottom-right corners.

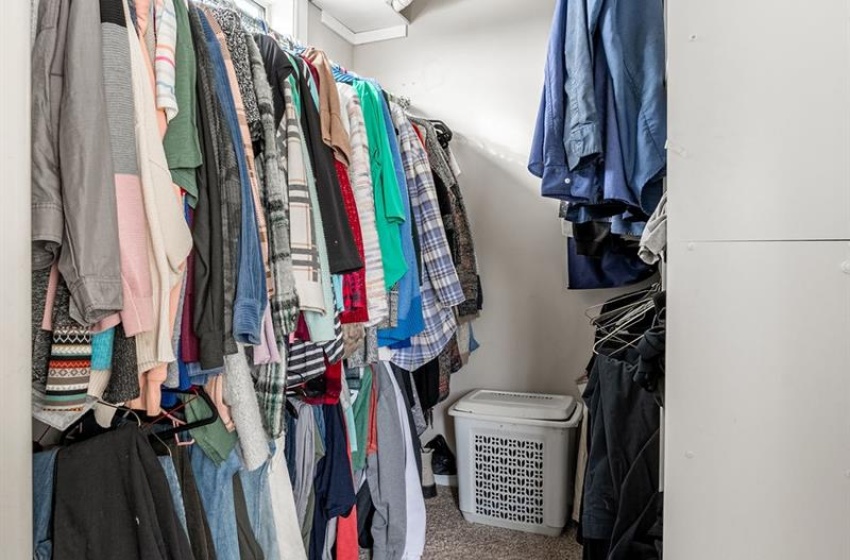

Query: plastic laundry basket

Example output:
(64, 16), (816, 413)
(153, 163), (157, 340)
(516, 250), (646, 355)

(449, 389), (583, 536)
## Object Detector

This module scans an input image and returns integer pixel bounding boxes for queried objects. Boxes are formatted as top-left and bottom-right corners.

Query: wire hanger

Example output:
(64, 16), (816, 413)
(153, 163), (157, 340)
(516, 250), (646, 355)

(585, 282), (660, 323)
(593, 308), (650, 356)
(591, 289), (662, 356)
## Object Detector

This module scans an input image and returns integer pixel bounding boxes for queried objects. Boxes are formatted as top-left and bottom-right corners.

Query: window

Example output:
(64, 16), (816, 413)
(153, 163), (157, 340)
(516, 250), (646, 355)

(234, 0), (268, 20)
(232, 0), (299, 38)
(267, 0), (298, 38)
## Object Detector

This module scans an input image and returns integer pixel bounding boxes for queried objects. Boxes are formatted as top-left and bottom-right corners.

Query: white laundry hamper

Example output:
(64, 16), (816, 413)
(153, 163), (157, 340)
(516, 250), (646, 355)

(448, 389), (583, 536)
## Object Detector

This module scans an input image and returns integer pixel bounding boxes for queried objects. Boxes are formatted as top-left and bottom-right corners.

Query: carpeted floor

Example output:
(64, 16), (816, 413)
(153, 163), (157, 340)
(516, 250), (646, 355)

(361, 487), (583, 560)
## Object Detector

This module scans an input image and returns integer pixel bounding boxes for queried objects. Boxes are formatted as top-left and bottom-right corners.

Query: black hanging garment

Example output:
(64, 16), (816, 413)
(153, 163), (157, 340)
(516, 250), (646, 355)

(53, 425), (193, 560)
(580, 292), (666, 560)
(170, 444), (218, 560)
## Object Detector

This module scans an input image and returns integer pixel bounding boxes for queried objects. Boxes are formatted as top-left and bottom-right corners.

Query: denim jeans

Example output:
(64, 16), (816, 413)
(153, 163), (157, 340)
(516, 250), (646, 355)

(33, 449), (58, 560)
(158, 455), (190, 538)
(191, 445), (242, 560)
(239, 450), (281, 560)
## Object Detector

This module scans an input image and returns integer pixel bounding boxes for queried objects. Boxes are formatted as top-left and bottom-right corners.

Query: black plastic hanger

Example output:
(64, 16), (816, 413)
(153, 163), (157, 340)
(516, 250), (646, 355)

(430, 119), (453, 148)
(150, 386), (219, 440)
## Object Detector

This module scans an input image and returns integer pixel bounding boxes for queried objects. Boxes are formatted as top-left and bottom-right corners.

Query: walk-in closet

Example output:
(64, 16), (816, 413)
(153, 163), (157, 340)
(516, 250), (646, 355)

(2, 1), (848, 559)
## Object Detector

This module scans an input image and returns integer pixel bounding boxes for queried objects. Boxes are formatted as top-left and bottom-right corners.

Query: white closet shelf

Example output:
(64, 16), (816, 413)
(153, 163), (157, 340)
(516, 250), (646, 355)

(312, 0), (409, 45)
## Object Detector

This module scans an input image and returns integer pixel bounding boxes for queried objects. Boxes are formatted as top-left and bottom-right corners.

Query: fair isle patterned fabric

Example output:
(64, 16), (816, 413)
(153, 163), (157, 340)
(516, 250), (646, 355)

(389, 104), (466, 371)
(344, 326), (380, 368)
(337, 83), (389, 327)
(283, 80), (325, 313)
(44, 326), (92, 411)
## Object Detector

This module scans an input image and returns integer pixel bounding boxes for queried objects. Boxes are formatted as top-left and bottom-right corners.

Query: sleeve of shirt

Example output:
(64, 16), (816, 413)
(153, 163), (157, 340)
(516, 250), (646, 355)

(369, 86), (406, 225)
(563, 0), (602, 169)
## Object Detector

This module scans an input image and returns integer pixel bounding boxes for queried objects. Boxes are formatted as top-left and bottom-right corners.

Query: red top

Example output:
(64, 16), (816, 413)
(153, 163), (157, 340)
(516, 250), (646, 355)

(336, 160), (369, 324)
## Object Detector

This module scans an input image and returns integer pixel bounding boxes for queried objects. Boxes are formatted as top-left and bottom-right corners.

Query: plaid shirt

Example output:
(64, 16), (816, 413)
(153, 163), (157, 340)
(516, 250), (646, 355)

(297, 74), (341, 344)
(255, 343), (288, 438)
(283, 80), (325, 314)
(390, 104), (466, 371)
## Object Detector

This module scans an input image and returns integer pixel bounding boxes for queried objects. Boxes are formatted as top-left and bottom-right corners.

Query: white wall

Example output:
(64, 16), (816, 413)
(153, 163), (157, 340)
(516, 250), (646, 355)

(353, 0), (627, 442)
(0, 0), (32, 556)
(306, 2), (353, 69)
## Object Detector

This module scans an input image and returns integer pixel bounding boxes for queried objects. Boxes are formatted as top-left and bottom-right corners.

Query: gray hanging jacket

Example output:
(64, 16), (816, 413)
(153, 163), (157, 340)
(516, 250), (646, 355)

(32, 0), (123, 326)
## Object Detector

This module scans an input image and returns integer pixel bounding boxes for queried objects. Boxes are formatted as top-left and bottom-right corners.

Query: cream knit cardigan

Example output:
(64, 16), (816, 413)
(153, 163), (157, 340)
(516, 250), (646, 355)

(125, 0), (192, 376)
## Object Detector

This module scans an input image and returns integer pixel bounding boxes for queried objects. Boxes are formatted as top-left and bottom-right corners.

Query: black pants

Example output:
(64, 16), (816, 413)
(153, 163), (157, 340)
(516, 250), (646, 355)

(170, 444), (218, 560)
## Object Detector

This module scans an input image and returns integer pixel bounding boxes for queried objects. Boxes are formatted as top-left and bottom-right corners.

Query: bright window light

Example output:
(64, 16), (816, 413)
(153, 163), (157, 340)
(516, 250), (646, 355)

(233, 0), (267, 20)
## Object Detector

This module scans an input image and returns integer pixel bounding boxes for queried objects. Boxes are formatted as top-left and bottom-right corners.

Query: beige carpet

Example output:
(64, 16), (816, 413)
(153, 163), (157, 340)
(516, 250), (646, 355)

(361, 487), (583, 560)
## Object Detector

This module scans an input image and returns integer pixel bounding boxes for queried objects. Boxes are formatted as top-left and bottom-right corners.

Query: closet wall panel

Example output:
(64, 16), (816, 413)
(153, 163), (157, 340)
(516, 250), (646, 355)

(664, 240), (850, 560)
(0, 0), (33, 556)
(667, 0), (850, 242)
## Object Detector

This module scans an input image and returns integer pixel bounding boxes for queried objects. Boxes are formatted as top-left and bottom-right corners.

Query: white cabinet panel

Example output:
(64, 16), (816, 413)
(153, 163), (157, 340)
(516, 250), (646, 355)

(667, 0), (850, 242)
(0, 0), (32, 556)
(665, 241), (850, 560)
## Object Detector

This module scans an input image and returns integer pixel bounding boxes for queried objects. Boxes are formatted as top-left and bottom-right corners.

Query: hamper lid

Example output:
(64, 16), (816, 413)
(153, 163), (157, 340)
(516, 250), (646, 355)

(451, 390), (577, 421)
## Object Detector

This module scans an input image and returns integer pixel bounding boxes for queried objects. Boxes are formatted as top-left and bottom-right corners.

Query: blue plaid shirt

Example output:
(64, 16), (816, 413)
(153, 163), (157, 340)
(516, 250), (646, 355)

(389, 104), (466, 371)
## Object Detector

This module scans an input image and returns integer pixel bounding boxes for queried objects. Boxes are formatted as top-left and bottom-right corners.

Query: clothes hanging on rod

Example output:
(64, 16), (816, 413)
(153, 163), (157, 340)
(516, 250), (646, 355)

(574, 287), (666, 560)
(529, 0), (666, 290)
(30, 0), (483, 558)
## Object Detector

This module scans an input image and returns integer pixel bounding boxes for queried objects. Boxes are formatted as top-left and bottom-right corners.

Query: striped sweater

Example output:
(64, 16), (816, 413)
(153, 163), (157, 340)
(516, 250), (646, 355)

(153, 0), (179, 121)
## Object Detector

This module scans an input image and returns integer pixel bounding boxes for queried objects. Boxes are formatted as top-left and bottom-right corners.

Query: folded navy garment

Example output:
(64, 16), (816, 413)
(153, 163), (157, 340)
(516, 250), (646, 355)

(567, 238), (657, 290)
